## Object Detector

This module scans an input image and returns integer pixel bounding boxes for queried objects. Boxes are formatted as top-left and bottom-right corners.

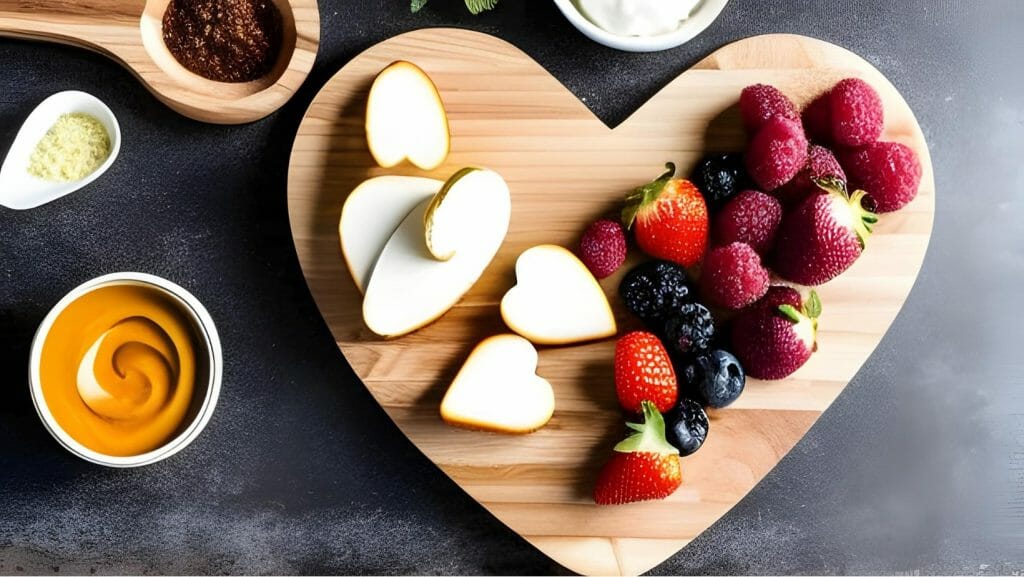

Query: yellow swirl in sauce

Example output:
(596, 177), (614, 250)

(40, 284), (197, 456)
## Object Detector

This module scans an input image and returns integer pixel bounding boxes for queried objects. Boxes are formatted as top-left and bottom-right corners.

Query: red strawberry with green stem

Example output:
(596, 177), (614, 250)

(614, 331), (678, 413)
(770, 177), (878, 286)
(622, 163), (709, 268)
(731, 287), (821, 380)
(594, 400), (682, 505)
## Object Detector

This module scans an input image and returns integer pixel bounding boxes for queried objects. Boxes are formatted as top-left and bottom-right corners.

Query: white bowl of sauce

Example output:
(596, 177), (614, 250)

(552, 0), (730, 52)
(29, 273), (222, 467)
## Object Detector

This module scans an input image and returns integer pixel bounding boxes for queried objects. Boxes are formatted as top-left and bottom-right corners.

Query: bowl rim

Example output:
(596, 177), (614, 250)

(551, 0), (730, 52)
(28, 272), (222, 468)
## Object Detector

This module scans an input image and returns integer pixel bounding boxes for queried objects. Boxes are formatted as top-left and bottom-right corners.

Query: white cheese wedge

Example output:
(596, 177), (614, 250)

(501, 244), (617, 345)
(362, 169), (511, 338)
(339, 175), (442, 292)
(440, 334), (555, 434)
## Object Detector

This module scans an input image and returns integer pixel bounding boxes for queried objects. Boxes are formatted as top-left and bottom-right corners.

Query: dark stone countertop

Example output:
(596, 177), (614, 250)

(1, 0), (1022, 574)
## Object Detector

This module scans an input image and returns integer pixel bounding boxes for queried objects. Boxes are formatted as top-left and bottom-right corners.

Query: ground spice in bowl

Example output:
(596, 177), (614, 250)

(162, 0), (284, 83)
(28, 113), (111, 182)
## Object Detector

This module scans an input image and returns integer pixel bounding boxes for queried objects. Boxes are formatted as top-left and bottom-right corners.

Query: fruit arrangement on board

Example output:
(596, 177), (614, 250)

(338, 61), (922, 505)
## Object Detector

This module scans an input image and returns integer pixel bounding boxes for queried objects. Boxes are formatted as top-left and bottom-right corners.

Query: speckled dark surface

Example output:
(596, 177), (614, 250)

(1, 1), (1022, 575)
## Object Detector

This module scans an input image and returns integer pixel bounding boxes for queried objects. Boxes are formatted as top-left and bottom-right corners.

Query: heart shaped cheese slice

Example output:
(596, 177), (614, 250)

(501, 245), (617, 345)
(366, 61), (450, 171)
(339, 175), (442, 292)
(363, 169), (511, 338)
(441, 334), (554, 434)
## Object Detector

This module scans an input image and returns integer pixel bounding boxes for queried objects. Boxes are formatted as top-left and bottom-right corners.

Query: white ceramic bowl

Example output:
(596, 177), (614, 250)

(29, 273), (222, 468)
(552, 0), (730, 52)
(0, 91), (121, 210)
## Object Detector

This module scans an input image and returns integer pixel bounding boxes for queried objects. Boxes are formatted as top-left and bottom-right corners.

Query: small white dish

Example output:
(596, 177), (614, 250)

(552, 0), (730, 52)
(0, 90), (121, 210)
(29, 273), (222, 468)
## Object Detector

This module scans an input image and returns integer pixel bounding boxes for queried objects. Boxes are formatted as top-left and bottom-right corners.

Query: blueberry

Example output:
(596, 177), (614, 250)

(683, 349), (746, 408)
(662, 303), (715, 357)
(664, 398), (709, 456)
(692, 153), (750, 212)
(619, 260), (693, 325)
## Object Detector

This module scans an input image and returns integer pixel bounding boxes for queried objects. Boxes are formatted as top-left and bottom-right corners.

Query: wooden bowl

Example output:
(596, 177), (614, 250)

(0, 0), (320, 124)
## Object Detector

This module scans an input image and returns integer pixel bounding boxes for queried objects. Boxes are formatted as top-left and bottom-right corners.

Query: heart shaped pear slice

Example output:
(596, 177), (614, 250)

(339, 175), (442, 292)
(441, 334), (555, 434)
(501, 245), (617, 345)
(363, 169), (511, 338)
(365, 61), (450, 171)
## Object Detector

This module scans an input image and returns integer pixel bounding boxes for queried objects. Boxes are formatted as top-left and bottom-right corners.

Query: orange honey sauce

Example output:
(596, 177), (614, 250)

(39, 284), (197, 456)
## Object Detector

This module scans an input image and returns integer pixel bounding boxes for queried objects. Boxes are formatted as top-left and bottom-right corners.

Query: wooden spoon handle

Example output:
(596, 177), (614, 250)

(0, 0), (145, 55)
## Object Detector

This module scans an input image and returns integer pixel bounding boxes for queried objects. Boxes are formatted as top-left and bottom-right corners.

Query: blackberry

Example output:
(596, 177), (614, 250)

(665, 397), (709, 456)
(619, 260), (694, 326)
(683, 349), (746, 409)
(662, 303), (715, 357)
(692, 153), (750, 212)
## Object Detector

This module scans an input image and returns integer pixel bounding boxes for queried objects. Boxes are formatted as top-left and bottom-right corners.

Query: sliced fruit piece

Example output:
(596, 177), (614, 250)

(365, 60), (450, 171)
(440, 334), (555, 434)
(339, 175), (442, 292)
(500, 245), (617, 345)
(362, 171), (511, 338)
(594, 400), (682, 505)
(423, 167), (507, 261)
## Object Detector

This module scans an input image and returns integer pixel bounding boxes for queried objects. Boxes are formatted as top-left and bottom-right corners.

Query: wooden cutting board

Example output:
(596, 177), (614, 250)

(287, 30), (934, 576)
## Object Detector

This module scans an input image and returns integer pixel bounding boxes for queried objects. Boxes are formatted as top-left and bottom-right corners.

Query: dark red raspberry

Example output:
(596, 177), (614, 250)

(700, 242), (770, 310)
(829, 78), (884, 147)
(578, 218), (627, 279)
(739, 84), (799, 133)
(713, 190), (782, 256)
(839, 141), (922, 213)
(745, 116), (808, 192)
(802, 92), (832, 143)
(774, 145), (847, 206)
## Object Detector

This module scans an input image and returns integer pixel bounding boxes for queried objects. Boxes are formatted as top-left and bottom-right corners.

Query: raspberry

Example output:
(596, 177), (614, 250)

(839, 141), (922, 213)
(773, 145), (847, 206)
(802, 92), (831, 143)
(829, 78), (884, 147)
(578, 218), (627, 279)
(745, 116), (808, 192)
(700, 242), (770, 310)
(713, 190), (782, 255)
(739, 84), (799, 133)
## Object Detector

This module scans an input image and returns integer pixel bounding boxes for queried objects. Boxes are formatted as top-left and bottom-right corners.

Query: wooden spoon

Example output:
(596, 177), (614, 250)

(0, 0), (320, 124)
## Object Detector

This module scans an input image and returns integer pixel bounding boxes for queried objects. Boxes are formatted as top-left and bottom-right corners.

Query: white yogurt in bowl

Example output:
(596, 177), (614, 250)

(575, 0), (702, 37)
(553, 0), (729, 52)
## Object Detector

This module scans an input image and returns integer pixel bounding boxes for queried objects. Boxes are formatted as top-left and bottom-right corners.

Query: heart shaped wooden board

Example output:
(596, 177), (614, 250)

(287, 30), (934, 576)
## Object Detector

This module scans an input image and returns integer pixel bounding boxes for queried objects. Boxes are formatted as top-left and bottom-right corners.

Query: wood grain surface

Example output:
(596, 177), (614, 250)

(0, 0), (319, 124)
(287, 30), (935, 576)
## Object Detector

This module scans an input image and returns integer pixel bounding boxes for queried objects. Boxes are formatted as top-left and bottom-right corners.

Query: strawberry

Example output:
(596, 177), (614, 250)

(622, 163), (709, 268)
(730, 287), (821, 380)
(770, 177), (878, 286)
(614, 331), (678, 413)
(594, 400), (682, 505)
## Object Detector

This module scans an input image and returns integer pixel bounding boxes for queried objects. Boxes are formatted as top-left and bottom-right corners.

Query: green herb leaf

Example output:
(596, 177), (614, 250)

(804, 290), (822, 319)
(411, 0), (429, 13)
(777, 304), (803, 324)
(465, 0), (499, 14)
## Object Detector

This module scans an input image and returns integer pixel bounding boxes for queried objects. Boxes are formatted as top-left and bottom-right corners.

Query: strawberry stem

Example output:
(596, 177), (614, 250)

(622, 162), (676, 229)
(778, 304), (802, 323)
(813, 177), (877, 250)
(613, 400), (678, 455)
